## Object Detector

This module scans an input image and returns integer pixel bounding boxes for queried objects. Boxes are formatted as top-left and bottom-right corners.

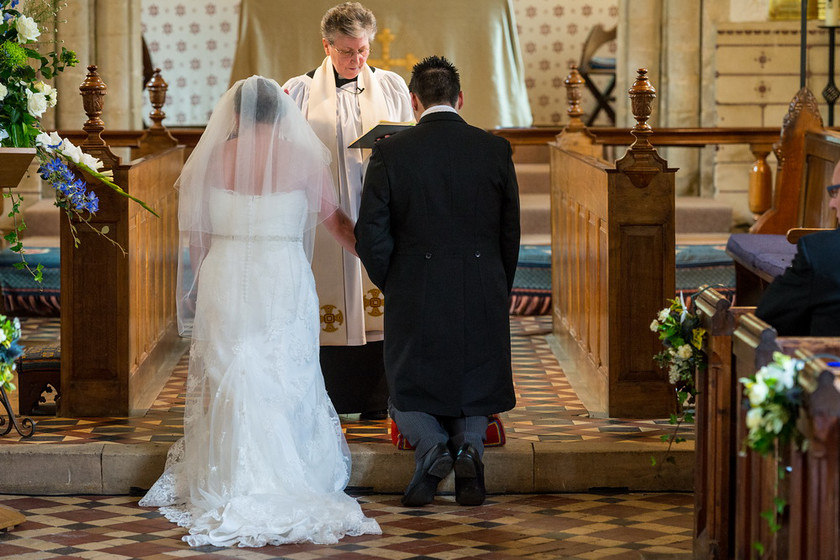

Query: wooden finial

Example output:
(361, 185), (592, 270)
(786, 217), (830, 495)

(628, 68), (657, 150)
(79, 65), (120, 167)
(564, 65), (586, 131)
(135, 69), (178, 159)
(146, 68), (168, 131)
(80, 65), (107, 145)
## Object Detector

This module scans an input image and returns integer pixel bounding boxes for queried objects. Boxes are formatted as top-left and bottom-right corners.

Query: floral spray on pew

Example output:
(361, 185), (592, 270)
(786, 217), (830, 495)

(0, 0), (157, 282)
(649, 289), (707, 465)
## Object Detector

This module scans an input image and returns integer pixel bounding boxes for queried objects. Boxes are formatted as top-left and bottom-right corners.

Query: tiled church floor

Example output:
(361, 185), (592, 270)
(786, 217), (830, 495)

(3, 316), (693, 447)
(1, 316), (694, 558)
(0, 492), (693, 559)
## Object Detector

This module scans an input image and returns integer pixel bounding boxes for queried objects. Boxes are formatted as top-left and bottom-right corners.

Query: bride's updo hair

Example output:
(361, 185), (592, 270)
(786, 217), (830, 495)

(233, 77), (286, 124)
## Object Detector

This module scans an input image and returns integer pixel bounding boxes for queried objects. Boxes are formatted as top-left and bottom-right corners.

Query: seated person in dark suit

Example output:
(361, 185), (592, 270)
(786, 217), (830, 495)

(755, 170), (840, 336)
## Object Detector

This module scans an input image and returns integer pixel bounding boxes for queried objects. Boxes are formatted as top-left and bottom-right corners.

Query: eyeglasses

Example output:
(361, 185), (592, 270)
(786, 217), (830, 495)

(828, 184), (840, 199)
(331, 45), (370, 59)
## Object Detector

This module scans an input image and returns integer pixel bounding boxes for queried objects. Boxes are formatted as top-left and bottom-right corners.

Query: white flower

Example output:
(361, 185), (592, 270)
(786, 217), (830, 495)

(61, 142), (84, 164)
(25, 90), (48, 117)
(34, 82), (58, 107)
(650, 319), (659, 332)
(0, 82), (7, 100)
(668, 363), (681, 384)
(79, 152), (103, 171)
(15, 15), (40, 43)
(746, 407), (763, 430)
(658, 309), (670, 322)
(0, 331), (6, 344)
(36, 131), (65, 151)
(747, 380), (769, 407)
(677, 344), (693, 360)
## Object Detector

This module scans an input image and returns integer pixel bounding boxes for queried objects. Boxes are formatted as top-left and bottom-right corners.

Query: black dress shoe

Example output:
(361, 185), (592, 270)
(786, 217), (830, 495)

(359, 409), (388, 420)
(454, 443), (486, 506)
(401, 442), (454, 507)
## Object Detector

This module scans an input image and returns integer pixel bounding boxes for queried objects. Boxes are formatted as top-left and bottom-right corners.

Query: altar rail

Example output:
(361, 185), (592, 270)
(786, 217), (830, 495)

(549, 69), (676, 418)
(59, 66), (184, 416)
(693, 287), (840, 559)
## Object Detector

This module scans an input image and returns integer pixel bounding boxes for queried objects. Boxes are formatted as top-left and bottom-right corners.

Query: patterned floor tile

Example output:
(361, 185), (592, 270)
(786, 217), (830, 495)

(2, 316), (693, 447)
(0, 493), (693, 559)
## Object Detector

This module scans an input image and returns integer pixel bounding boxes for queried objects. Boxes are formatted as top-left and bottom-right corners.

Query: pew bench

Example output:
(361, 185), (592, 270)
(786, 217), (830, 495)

(16, 341), (60, 416)
(725, 105), (840, 304)
(692, 292), (840, 559)
(724, 232), (796, 306)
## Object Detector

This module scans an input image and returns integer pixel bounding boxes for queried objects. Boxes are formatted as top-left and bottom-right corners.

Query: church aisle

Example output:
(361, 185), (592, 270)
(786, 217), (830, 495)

(0, 491), (692, 559)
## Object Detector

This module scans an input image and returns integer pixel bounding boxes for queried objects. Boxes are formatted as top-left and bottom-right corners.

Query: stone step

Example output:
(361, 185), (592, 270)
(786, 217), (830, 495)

(515, 163), (550, 194)
(519, 193), (550, 235)
(519, 193), (734, 235)
(21, 199), (60, 238)
(0, 440), (693, 495)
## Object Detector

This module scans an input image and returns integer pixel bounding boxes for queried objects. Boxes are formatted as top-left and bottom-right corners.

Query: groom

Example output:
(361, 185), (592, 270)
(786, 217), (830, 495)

(355, 56), (520, 506)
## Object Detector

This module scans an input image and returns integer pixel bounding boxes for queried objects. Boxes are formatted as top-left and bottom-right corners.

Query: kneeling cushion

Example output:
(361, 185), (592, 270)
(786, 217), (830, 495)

(390, 414), (506, 450)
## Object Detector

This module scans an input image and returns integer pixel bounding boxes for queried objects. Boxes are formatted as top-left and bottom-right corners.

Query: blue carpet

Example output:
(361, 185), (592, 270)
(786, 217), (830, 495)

(0, 246), (60, 317)
(510, 244), (736, 316)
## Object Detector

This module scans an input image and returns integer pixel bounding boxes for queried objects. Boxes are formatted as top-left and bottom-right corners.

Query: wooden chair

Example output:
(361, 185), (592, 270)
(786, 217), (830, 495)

(578, 24), (617, 126)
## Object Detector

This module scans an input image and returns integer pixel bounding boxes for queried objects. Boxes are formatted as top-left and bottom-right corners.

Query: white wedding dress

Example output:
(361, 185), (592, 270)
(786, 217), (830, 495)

(140, 188), (381, 547)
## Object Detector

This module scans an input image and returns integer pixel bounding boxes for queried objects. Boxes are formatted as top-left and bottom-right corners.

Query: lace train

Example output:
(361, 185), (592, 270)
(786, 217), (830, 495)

(139, 190), (381, 547)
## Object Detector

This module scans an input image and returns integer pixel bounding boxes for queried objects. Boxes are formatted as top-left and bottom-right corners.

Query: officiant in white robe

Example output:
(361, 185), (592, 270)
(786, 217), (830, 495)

(283, 2), (412, 416)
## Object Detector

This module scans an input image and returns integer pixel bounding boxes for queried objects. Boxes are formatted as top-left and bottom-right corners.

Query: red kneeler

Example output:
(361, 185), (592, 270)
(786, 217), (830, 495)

(389, 414), (506, 450)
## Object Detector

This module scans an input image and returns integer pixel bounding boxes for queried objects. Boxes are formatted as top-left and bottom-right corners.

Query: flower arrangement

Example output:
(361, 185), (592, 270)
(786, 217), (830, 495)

(0, 0), (77, 147)
(740, 351), (807, 456)
(649, 293), (706, 462)
(738, 351), (808, 548)
(0, 313), (22, 393)
(651, 293), (706, 403)
(0, 0), (156, 281)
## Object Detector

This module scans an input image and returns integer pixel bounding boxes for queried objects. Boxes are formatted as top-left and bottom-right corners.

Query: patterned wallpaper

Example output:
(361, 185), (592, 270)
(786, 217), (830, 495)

(141, 0), (618, 127)
(514, 0), (618, 125)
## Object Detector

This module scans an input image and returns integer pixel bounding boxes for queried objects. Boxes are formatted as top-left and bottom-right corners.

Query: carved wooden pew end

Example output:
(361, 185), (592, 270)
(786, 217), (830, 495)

(15, 341), (61, 416)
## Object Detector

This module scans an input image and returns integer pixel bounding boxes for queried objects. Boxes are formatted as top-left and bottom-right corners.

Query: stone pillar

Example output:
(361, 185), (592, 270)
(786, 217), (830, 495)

(661, 0), (702, 196)
(616, 0), (662, 129)
(55, 0), (142, 131)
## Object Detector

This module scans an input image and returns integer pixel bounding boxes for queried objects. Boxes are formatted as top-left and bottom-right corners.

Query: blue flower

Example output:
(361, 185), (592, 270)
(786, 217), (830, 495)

(37, 154), (100, 214)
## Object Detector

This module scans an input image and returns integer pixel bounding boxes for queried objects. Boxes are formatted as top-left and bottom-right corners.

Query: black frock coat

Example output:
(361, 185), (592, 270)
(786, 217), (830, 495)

(355, 111), (520, 417)
(755, 227), (840, 336)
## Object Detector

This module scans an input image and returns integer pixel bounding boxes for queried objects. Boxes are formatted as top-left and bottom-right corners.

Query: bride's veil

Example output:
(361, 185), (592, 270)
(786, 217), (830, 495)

(175, 76), (338, 336)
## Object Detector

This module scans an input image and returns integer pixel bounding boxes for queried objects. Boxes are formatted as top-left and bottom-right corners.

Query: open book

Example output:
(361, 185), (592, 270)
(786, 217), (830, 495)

(348, 121), (413, 149)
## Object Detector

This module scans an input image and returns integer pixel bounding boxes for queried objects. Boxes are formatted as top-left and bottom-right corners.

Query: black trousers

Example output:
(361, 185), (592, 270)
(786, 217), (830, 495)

(319, 342), (388, 414)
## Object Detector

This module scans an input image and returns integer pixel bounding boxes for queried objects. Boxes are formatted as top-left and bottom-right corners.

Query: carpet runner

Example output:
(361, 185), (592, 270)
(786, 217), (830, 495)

(509, 243), (736, 316)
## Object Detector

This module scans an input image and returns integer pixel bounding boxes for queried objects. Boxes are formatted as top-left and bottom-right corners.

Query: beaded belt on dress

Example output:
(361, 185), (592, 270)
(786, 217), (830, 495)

(212, 234), (302, 242)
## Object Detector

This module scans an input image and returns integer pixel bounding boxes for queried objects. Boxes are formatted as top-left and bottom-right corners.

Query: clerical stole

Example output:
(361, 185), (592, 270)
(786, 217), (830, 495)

(307, 58), (391, 346)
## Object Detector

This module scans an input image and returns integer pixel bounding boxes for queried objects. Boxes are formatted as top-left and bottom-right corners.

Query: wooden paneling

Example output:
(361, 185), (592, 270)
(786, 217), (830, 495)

(59, 147), (184, 417)
(549, 124), (676, 418)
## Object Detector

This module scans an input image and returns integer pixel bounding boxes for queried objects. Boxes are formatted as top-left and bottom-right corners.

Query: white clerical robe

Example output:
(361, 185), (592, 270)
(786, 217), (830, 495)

(283, 59), (412, 346)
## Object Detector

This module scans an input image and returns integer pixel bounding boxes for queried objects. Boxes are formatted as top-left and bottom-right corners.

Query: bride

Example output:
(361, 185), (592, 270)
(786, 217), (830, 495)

(139, 76), (381, 547)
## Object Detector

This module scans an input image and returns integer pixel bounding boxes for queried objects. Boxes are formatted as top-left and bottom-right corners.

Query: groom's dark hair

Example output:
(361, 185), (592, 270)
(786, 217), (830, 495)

(409, 56), (460, 108)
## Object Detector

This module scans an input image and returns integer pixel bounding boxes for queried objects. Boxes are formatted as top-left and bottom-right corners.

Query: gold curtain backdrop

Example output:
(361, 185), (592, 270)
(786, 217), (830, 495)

(231, 0), (532, 129)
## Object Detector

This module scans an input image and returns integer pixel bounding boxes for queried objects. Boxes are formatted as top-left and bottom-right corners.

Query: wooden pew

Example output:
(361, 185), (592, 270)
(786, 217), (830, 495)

(724, 100), (840, 306)
(723, 312), (840, 559)
(694, 287), (840, 559)
(58, 65), (185, 416)
(549, 69), (676, 418)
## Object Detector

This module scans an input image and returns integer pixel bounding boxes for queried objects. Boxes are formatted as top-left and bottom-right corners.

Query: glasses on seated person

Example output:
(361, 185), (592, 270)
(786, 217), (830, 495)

(828, 184), (840, 199)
